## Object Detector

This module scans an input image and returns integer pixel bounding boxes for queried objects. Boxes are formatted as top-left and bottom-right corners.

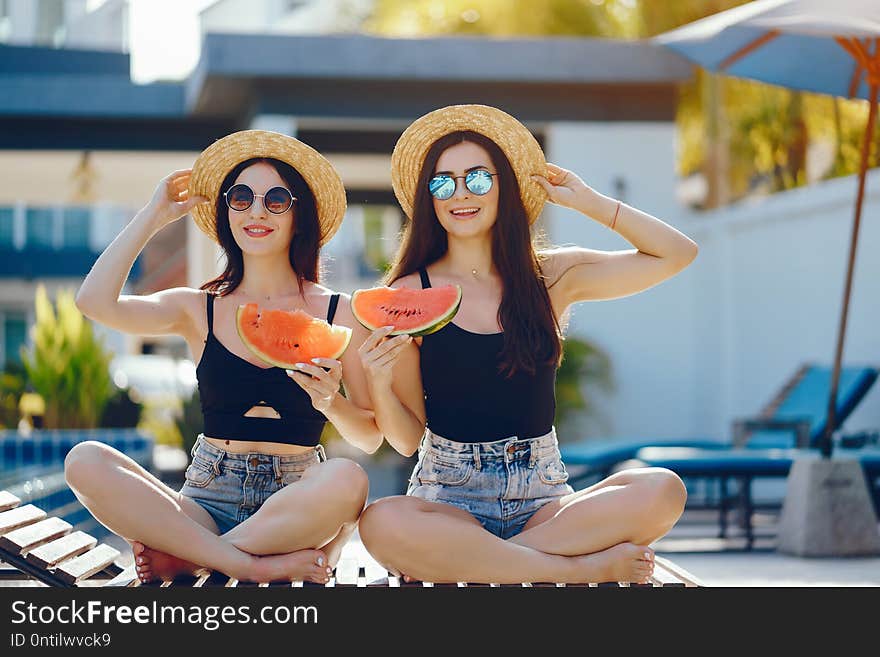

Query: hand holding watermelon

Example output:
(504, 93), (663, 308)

(286, 358), (343, 413)
(358, 326), (412, 390)
(144, 169), (209, 230)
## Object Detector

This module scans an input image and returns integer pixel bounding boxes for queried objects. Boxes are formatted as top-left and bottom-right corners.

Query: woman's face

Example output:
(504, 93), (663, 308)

(227, 162), (296, 256)
(431, 141), (499, 239)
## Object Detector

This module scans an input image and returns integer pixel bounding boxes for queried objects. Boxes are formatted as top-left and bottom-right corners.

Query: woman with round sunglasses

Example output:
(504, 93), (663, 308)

(357, 105), (698, 584)
(65, 130), (381, 585)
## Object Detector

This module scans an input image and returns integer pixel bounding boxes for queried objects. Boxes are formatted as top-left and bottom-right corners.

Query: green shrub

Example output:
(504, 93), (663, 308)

(0, 365), (26, 429)
(100, 387), (143, 428)
(21, 286), (113, 428)
(175, 389), (203, 457)
(554, 335), (615, 441)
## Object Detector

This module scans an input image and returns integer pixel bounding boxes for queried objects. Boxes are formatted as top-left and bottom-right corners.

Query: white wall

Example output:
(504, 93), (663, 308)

(545, 122), (701, 440)
(688, 169), (880, 441)
(544, 119), (880, 445)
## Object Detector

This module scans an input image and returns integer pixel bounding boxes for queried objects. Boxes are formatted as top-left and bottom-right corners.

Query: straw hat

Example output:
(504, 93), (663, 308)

(391, 104), (548, 224)
(188, 130), (347, 245)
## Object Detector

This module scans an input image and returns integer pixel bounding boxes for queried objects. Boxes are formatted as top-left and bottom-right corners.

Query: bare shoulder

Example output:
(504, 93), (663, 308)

(166, 286), (210, 328)
(389, 272), (422, 289)
(304, 281), (336, 298)
(330, 291), (355, 325)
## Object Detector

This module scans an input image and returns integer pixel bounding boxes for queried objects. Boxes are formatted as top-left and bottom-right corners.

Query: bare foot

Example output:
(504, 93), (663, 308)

(132, 541), (203, 584)
(571, 543), (654, 584)
(247, 549), (331, 585)
(322, 521), (357, 568)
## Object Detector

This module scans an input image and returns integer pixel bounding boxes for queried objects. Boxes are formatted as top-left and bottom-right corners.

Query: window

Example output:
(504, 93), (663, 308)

(25, 208), (54, 249)
(62, 207), (90, 248)
(0, 207), (13, 248)
(3, 312), (27, 367)
(0, 0), (11, 43)
(36, 0), (65, 46)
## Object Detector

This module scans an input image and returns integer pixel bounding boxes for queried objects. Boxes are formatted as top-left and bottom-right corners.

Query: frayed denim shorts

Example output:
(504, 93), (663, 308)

(179, 434), (326, 535)
(406, 427), (574, 539)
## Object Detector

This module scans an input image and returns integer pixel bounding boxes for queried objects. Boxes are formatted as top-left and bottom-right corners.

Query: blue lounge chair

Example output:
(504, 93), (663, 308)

(629, 364), (879, 549)
(560, 364), (878, 481)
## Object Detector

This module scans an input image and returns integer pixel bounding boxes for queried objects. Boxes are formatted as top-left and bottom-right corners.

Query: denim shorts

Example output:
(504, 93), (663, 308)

(406, 427), (575, 539)
(179, 434), (326, 535)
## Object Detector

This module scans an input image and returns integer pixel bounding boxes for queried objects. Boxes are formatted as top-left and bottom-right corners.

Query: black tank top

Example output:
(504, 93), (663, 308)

(417, 268), (557, 442)
(196, 292), (340, 446)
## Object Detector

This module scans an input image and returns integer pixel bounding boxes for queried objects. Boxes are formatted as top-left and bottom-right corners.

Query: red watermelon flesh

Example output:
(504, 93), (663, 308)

(350, 285), (461, 336)
(236, 304), (352, 368)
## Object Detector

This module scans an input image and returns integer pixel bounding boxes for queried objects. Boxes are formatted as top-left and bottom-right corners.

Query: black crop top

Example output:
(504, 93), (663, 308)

(417, 268), (557, 443)
(196, 292), (340, 446)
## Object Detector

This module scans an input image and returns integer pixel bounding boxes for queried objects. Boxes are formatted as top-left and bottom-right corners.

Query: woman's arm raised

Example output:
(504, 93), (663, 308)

(533, 164), (698, 310)
(74, 169), (208, 335)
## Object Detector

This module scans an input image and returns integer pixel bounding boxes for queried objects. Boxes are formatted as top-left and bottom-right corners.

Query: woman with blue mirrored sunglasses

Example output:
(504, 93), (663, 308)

(358, 104), (699, 586)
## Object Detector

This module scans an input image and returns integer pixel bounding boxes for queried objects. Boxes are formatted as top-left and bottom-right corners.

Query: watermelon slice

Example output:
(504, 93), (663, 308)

(350, 285), (462, 336)
(236, 303), (352, 368)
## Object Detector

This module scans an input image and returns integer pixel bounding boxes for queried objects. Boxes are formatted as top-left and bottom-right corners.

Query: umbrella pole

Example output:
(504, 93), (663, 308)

(821, 83), (878, 458)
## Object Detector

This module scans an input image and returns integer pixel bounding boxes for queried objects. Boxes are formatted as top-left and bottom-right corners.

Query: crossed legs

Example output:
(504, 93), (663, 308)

(64, 441), (368, 584)
(358, 467), (686, 584)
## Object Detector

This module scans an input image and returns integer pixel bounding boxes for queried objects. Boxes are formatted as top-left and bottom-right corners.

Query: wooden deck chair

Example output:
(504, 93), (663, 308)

(0, 490), (123, 587)
(0, 489), (704, 588)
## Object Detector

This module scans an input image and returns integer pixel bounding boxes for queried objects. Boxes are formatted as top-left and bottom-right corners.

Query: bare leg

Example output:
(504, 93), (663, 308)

(136, 461), (367, 583)
(358, 496), (653, 584)
(133, 461), (368, 583)
(64, 442), (352, 583)
(221, 458), (368, 555)
(81, 452), (223, 584)
(510, 467), (688, 556)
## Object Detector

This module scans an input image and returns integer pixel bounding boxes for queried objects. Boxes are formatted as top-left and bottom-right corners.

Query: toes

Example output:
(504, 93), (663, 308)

(308, 571), (330, 584)
(132, 542), (145, 556)
(309, 566), (332, 584)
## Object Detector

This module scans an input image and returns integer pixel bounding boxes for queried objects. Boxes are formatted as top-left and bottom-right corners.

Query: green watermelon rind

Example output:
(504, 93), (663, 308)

(235, 304), (352, 369)
(350, 285), (462, 337)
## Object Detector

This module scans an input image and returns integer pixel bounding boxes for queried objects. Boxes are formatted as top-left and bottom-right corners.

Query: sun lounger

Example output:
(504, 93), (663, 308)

(0, 489), (703, 588)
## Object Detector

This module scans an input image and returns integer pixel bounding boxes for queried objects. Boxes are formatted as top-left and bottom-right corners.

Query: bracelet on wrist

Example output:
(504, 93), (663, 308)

(608, 201), (622, 231)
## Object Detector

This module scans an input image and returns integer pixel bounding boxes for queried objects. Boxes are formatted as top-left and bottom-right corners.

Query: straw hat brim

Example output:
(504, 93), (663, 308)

(391, 104), (548, 224)
(188, 130), (347, 245)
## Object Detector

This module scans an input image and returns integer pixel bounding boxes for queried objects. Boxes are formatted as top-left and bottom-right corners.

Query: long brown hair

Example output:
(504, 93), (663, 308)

(200, 157), (321, 296)
(385, 131), (562, 376)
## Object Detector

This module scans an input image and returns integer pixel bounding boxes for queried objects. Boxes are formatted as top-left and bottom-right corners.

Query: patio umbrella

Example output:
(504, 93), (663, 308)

(655, 0), (880, 458)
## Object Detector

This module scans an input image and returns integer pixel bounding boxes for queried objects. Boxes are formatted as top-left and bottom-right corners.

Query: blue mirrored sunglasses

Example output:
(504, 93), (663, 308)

(428, 169), (498, 201)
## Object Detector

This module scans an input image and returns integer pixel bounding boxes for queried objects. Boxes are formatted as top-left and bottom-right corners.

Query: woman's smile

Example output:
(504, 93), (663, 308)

(242, 223), (275, 238)
(448, 206), (481, 220)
